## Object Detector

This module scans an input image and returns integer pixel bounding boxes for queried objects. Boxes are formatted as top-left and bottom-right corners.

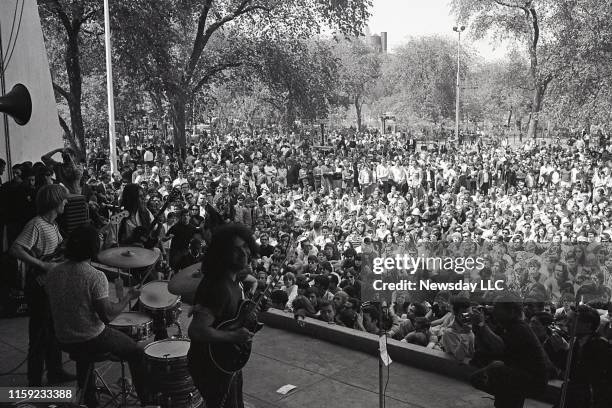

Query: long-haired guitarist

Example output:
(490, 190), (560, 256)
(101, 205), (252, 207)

(187, 223), (258, 408)
(118, 183), (152, 245)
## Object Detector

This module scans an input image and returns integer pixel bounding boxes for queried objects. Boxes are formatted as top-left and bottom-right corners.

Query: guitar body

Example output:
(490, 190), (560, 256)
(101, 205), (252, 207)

(209, 299), (264, 374)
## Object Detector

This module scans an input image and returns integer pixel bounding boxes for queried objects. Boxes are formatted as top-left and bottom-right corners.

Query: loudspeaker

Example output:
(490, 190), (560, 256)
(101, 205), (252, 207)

(0, 83), (32, 126)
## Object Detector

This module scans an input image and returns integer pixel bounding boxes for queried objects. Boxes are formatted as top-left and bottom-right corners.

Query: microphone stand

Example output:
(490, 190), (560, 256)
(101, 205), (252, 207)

(378, 303), (384, 408)
(368, 300), (385, 408)
(559, 298), (580, 408)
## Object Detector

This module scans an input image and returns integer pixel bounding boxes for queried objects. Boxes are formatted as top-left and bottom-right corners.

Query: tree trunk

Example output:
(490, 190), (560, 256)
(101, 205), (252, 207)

(284, 100), (296, 132)
(65, 31), (86, 160)
(527, 84), (546, 140)
(354, 96), (362, 131)
(170, 96), (187, 155)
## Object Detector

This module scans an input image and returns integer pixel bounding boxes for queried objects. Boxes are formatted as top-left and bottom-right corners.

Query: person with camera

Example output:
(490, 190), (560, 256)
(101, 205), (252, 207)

(439, 296), (475, 362)
(556, 305), (612, 408)
(469, 293), (548, 408)
(528, 312), (569, 379)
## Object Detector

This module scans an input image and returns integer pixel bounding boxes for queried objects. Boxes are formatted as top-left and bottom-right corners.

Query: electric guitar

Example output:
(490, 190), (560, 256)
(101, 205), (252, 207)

(209, 236), (294, 373)
(100, 210), (130, 248)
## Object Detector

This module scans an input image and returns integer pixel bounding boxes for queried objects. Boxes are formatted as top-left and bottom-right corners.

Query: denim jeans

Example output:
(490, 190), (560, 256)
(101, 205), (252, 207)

(25, 278), (63, 386)
(60, 327), (147, 405)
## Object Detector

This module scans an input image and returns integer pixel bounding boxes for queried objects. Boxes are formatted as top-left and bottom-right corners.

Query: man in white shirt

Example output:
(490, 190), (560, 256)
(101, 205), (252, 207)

(172, 170), (188, 187)
(143, 148), (154, 164)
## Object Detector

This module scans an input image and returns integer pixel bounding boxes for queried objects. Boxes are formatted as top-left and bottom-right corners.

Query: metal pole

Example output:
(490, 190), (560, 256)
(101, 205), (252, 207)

(104, 0), (118, 174)
(455, 30), (461, 143)
(0, 19), (12, 179)
(378, 304), (384, 408)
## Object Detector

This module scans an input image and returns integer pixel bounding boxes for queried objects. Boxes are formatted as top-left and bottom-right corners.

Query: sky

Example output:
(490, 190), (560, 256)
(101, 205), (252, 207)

(367, 0), (511, 60)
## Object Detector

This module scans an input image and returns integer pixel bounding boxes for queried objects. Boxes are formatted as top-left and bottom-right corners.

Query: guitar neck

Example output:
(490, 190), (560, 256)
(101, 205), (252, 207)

(148, 189), (180, 236)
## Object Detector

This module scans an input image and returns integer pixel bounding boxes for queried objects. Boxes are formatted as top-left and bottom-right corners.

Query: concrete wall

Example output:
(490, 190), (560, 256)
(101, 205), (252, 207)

(1, 0), (63, 170)
(259, 309), (562, 404)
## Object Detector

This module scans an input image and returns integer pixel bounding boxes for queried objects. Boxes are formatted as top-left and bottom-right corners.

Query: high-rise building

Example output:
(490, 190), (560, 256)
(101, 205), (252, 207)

(367, 32), (388, 53)
(368, 34), (382, 52)
(381, 32), (388, 53)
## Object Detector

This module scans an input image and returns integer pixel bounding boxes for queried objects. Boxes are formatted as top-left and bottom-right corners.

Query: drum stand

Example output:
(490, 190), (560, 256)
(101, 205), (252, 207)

(100, 360), (139, 408)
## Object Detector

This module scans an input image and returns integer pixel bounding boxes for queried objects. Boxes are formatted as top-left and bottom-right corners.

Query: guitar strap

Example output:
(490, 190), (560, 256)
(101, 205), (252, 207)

(238, 281), (245, 300)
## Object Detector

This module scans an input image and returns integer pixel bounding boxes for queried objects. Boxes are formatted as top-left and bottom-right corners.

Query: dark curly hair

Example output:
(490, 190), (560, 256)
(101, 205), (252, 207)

(201, 223), (258, 283)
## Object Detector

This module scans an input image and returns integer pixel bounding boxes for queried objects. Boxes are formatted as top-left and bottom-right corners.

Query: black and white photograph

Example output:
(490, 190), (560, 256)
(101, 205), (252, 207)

(0, 0), (611, 407)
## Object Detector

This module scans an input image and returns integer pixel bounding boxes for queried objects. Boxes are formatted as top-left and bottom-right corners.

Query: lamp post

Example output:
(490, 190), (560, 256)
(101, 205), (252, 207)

(453, 25), (465, 143)
(104, 0), (118, 174)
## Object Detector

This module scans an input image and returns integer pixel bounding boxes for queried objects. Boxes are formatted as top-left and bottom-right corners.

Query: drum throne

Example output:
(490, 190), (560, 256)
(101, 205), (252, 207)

(66, 349), (137, 407)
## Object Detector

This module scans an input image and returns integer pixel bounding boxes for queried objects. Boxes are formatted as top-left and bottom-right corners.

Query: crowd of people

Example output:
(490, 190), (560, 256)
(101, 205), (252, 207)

(1, 125), (612, 407)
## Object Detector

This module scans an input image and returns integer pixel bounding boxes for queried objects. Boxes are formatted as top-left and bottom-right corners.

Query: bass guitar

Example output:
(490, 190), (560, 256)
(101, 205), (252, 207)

(144, 187), (182, 249)
(209, 236), (294, 374)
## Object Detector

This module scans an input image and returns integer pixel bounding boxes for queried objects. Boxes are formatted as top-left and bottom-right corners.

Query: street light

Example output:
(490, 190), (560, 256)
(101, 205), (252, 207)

(453, 25), (465, 143)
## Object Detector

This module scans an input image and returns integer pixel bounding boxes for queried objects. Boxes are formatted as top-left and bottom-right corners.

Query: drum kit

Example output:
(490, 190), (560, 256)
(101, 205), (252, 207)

(95, 247), (200, 408)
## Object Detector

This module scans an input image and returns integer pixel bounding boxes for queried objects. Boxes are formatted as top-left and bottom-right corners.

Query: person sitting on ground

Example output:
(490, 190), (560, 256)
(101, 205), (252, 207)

(317, 299), (336, 323)
(269, 289), (289, 311)
(403, 317), (431, 347)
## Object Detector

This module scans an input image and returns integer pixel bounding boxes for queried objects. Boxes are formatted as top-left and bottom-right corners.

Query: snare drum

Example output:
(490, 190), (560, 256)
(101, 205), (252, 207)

(108, 312), (153, 342)
(140, 280), (182, 326)
(144, 339), (202, 408)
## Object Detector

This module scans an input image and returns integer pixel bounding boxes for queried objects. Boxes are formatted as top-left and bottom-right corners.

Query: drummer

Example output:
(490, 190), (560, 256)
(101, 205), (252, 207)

(46, 225), (148, 407)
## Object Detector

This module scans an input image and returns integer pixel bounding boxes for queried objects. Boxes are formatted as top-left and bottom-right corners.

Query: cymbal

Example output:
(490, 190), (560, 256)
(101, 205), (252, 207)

(97, 246), (159, 269)
(168, 262), (203, 304)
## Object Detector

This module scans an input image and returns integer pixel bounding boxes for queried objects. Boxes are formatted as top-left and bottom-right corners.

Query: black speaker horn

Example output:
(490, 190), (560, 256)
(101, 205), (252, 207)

(0, 83), (32, 126)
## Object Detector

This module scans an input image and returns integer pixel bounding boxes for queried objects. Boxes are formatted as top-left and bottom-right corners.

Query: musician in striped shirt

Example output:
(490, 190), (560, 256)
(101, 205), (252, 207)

(9, 184), (75, 386)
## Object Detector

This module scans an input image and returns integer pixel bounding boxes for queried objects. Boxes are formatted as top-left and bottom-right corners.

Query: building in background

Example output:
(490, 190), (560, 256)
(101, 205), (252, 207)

(364, 26), (388, 53)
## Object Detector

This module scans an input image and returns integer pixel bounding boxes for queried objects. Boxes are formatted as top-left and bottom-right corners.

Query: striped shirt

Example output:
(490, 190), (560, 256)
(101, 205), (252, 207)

(14, 216), (62, 259)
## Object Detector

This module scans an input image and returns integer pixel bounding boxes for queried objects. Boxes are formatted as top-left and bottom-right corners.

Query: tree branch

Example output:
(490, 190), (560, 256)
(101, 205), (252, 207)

(46, 0), (72, 32)
(492, 0), (522, 9)
(185, 0), (215, 83)
(58, 114), (79, 154)
(185, 0), (273, 85)
(52, 82), (72, 103)
(192, 61), (243, 94)
(527, 6), (539, 79)
(529, 7), (539, 51)
(82, 6), (101, 22)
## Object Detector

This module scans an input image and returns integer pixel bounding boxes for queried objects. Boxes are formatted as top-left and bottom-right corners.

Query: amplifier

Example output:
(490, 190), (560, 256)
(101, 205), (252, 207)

(58, 194), (90, 235)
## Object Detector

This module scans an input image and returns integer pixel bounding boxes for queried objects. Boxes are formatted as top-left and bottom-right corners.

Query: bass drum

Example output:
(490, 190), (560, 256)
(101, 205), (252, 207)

(144, 339), (202, 408)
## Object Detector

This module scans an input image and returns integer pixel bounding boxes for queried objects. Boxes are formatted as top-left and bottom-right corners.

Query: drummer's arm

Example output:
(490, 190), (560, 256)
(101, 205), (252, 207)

(94, 288), (138, 323)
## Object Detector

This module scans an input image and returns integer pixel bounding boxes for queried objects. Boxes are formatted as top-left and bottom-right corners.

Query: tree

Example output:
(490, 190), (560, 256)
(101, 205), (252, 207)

(250, 39), (339, 130)
(372, 36), (466, 126)
(111, 0), (371, 152)
(463, 49), (532, 131)
(452, 0), (563, 139)
(39, 0), (103, 159)
(333, 37), (381, 131)
(542, 0), (612, 128)
(453, 0), (612, 137)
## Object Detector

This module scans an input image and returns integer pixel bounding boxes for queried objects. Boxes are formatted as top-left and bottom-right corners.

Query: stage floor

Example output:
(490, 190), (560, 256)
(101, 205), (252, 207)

(0, 312), (550, 408)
